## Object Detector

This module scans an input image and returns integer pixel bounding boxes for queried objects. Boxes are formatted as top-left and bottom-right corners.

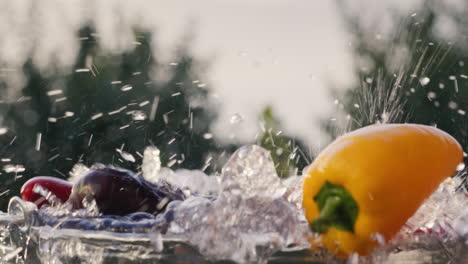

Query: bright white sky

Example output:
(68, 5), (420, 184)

(0, 0), (433, 150)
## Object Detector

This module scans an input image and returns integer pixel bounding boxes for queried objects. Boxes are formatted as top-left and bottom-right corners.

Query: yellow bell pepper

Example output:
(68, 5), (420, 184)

(302, 123), (463, 257)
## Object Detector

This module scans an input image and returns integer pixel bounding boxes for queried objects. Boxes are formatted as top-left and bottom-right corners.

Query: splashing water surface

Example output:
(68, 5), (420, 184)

(1, 145), (468, 263)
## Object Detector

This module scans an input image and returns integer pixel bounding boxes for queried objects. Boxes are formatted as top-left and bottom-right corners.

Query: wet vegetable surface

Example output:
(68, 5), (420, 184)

(302, 123), (463, 257)
(20, 176), (72, 208)
(68, 167), (186, 215)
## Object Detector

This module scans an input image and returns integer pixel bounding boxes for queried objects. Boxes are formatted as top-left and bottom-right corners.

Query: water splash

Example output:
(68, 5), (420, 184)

(220, 144), (283, 199)
(2, 145), (468, 263)
(141, 146), (161, 183)
(167, 145), (310, 263)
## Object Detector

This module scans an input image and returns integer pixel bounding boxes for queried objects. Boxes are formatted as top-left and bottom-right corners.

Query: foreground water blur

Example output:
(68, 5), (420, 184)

(1, 144), (468, 263)
(0, 1), (468, 262)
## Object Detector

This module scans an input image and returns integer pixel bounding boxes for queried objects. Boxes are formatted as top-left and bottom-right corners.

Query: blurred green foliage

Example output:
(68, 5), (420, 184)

(326, 0), (468, 152)
(258, 106), (311, 178)
(0, 26), (239, 210)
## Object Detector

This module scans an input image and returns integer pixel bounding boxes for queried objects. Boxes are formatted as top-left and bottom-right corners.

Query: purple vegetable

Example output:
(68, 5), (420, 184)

(68, 167), (185, 216)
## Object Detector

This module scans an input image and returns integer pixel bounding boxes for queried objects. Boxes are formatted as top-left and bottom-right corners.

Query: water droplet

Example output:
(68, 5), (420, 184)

(458, 109), (466, 116)
(90, 113), (103, 120)
(121, 85), (133, 92)
(353, 104), (360, 109)
(0, 128), (8, 135)
(35, 133), (42, 151)
(131, 110), (147, 121)
(116, 149), (136, 163)
(448, 101), (458, 110)
(427, 91), (436, 100)
(47, 89), (63, 96)
(456, 163), (465, 172)
(3, 164), (25, 173)
(410, 88), (416, 93)
(139, 100), (150, 107)
(419, 77), (430, 86)
(230, 113), (244, 124)
(203, 133), (213, 139)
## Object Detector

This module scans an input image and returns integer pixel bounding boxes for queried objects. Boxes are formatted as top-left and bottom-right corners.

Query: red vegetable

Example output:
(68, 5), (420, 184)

(20, 176), (72, 208)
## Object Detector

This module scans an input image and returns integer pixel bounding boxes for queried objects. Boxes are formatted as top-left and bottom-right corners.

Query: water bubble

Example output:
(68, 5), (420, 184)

(458, 109), (466, 115)
(419, 76), (430, 86)
(365, 77), (373, 84)
(0, 128), (7, 135)
(353, 103), (360, 108)
(439, 83), (445, 89)
(230, 113), (244, 124)
(410, 88), (416, 93)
